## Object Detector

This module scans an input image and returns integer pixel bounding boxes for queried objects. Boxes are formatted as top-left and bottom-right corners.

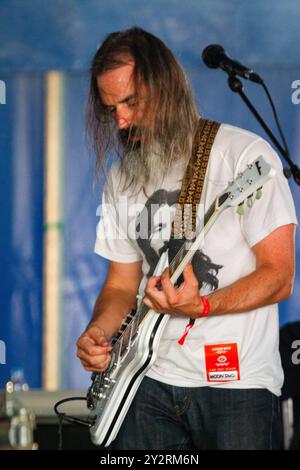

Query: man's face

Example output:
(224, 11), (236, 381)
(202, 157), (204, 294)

(97, 63), (148, 148)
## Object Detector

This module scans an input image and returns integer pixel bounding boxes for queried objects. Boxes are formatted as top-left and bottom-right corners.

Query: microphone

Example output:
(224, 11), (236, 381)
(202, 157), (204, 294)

(202, 44), (263, 84)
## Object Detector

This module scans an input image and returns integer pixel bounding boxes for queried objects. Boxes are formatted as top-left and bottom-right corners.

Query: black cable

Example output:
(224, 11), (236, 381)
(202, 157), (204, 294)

(54, 396), (95, 450)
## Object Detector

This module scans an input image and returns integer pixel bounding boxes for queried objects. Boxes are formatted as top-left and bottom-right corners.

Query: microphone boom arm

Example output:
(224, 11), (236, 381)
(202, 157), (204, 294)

(227, 74), (300, 185)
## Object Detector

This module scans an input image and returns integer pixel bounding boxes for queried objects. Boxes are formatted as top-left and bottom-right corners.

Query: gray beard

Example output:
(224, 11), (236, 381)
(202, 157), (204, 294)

(121, 145), (172, 191)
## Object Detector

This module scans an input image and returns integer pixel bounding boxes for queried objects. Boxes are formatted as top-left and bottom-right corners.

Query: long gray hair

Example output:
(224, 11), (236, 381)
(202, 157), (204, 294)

(86, 27), (199, 192)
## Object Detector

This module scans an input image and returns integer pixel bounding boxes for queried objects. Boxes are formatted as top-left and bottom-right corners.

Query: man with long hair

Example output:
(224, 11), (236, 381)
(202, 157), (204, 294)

(77, 27), (297, 449)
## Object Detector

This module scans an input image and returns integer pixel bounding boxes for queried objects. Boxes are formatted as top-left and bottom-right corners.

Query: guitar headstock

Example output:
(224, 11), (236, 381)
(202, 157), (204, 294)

(218, 155), (276, 215)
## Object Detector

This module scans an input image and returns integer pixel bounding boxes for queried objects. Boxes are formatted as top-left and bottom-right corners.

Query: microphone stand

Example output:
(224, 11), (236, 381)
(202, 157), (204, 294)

(227, 74), (300, 185)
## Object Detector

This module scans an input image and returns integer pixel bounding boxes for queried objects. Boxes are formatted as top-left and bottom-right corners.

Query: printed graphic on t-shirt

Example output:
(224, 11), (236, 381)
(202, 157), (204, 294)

(135, 188), (223, 291)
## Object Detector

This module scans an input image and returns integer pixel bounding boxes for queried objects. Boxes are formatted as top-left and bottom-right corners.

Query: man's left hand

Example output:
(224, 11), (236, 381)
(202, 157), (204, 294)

(143, 263), (203, 318)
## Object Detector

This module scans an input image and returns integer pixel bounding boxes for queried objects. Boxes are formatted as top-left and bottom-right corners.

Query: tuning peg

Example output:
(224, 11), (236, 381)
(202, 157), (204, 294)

(256, 187), (262, 200)
(237, 202), (245, 216)
(247, 195), (254, 208)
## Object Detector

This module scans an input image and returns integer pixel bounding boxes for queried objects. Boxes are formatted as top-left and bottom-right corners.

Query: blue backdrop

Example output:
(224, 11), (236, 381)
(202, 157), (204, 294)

(0, 0), (299, 389)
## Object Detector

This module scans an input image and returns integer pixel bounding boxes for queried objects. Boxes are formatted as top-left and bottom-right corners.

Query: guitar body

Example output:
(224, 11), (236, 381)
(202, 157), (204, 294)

(89, 309), (170, 447)
(89, 250), (170, 447)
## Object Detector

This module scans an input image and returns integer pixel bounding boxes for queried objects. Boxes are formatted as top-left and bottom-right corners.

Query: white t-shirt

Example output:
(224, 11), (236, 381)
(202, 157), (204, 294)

(95, 123), (297, 396)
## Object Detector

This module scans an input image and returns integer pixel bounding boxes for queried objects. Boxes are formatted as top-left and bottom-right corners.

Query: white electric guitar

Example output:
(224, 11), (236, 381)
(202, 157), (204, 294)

(86, 155), (275, 447)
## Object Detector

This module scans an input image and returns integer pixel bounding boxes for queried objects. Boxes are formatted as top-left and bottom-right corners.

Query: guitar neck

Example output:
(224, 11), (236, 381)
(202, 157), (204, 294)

(169, 192), (228, 283)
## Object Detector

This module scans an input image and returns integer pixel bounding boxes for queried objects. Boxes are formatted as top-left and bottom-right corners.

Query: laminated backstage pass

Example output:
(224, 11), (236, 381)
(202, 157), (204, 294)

(204, 343), (240, 382)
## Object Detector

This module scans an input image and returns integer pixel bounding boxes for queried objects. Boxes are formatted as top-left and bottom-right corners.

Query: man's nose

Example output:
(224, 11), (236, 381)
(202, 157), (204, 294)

(115, 105), (133, 129)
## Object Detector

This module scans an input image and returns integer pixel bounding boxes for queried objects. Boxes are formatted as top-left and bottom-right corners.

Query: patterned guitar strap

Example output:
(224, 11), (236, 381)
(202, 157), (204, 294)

(168, 118), (221, 344)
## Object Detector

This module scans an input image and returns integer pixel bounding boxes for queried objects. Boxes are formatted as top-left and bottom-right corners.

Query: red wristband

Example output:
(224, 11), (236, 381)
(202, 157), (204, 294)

(177, 296), (210, 346)
(199, 295), (210, 317)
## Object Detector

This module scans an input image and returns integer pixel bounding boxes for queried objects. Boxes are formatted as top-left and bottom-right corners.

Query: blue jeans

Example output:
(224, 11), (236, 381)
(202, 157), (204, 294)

(110, 376), (282, 450)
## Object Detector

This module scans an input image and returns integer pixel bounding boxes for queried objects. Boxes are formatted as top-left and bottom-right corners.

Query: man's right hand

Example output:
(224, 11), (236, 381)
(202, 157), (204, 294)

(76, 323), (112, 372)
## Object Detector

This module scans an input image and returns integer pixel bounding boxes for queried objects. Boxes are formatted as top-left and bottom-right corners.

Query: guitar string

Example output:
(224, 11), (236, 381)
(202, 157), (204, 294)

(106, 173), (264, 360)
(108, 198), (219, 362)
(103, 182), (261, 369)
